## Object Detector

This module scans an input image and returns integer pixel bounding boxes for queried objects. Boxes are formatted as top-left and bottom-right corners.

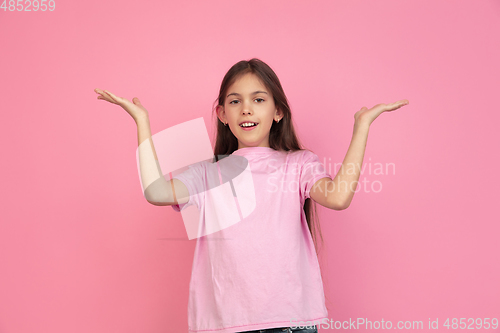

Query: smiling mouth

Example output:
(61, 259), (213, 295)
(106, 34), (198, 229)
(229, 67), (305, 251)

(239, 122), (258, 128)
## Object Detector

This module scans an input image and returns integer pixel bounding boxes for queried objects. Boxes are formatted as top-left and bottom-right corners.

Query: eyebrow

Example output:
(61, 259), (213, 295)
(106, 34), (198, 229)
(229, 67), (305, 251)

(226, 91), (268, 98)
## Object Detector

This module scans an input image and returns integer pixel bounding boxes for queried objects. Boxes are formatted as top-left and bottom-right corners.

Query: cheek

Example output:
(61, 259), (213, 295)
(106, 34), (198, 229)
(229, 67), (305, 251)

(223, 106), (234, 118)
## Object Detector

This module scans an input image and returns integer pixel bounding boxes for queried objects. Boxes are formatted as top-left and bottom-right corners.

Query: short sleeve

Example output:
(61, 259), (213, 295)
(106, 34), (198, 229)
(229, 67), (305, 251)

(171, 161), (206, 212)
(299, 150), (332, 200)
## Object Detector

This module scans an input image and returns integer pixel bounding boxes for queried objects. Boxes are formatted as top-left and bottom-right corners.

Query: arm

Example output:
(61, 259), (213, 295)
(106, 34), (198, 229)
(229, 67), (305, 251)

(310, 122), (369, 210)
(94, 88), (189, 206)
(136, 116), (189, 206)
(310, 99), (409, 210)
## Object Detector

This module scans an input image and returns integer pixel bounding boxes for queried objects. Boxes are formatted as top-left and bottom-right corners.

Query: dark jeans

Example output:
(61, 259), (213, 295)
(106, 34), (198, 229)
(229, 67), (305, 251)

(237, 325), (318, 333)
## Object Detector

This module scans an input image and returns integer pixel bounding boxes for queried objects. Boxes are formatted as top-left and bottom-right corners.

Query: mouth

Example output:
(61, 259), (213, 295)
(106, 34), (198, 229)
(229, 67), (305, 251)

(239, 122), (259, 131)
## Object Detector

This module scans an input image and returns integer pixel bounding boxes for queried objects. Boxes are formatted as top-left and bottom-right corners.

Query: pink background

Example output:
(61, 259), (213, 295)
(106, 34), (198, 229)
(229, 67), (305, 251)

(1, 0), (499, 332)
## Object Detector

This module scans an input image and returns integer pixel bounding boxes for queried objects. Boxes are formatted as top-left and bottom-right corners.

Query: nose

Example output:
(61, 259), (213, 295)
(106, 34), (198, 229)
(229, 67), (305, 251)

(241, 100), (253, 115)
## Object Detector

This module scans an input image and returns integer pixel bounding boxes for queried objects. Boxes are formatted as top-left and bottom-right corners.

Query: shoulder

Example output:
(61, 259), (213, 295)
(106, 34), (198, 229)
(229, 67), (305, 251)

(187, 158), (214, 170)
(287, 149), (319, 163)
(174, 159), (215, 182)
(282, 149), (310, 158)
(278, 150), (322, 172)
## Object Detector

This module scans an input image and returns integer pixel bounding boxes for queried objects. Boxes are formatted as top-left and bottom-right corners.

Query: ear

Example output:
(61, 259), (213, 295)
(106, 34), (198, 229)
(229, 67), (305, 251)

(274, 107), (284, 122)
(216, 105), (226, 125)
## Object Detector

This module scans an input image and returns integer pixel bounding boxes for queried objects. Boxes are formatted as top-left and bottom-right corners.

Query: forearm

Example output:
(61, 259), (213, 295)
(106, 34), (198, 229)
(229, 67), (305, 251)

(330, 121), (370, 208)
(137, 115), (154, 147)
(136, 117), (175, 204)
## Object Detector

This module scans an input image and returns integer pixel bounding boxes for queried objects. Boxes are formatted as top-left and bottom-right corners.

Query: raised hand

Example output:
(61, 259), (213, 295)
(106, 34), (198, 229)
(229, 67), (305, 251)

(354, 99), (409, 126)
(94, 88), (149, 123)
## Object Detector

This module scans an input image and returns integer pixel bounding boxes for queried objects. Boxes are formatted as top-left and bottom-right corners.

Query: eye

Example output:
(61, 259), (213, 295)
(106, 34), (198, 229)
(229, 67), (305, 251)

(229, 100), (239, 105)
(255, 98), (265, 103)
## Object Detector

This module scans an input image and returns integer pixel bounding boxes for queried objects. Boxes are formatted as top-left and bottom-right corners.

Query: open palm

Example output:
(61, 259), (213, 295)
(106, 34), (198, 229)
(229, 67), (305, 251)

(94, 88), (149, 122)
(354, 99), (409, 126)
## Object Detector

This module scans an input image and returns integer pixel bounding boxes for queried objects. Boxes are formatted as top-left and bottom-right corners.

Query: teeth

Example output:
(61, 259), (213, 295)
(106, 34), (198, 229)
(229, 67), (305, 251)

(240, 122), (257, 127)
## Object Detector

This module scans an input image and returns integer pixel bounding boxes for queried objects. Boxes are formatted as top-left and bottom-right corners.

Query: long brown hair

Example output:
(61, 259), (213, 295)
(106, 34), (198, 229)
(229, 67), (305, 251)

(210, 58), (325, 256)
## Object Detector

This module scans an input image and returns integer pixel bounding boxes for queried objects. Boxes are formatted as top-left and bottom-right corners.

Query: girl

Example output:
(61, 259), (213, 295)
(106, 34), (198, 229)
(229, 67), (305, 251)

(94, 58), (408, 333)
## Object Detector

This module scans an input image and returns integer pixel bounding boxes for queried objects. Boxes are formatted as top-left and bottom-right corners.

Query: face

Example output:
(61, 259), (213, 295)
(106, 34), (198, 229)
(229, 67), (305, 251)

(218, 73), (282, 149)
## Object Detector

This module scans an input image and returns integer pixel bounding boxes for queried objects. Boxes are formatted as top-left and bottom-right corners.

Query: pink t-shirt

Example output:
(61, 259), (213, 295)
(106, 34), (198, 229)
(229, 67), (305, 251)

(172, 146), (331, 333)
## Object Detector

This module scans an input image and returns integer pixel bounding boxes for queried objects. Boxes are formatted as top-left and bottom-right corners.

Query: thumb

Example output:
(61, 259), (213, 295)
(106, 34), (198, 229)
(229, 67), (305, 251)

(132, 97), (142, 105)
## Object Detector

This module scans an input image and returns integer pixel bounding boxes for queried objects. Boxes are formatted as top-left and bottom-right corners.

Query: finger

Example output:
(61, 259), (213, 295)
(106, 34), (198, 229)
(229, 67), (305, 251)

(132, 97), (142, 105)
(95, 88), (111, 98)
(390, 100), (408, 108)
(104, 90), (119, 101)
(95, 89), (117, 104)
(382, 101), (403, 112)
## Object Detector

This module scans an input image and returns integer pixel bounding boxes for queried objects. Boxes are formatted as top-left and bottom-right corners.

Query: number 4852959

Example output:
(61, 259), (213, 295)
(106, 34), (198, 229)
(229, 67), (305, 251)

(1, 0), (56, 11)
(443, 318), (498, 329)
